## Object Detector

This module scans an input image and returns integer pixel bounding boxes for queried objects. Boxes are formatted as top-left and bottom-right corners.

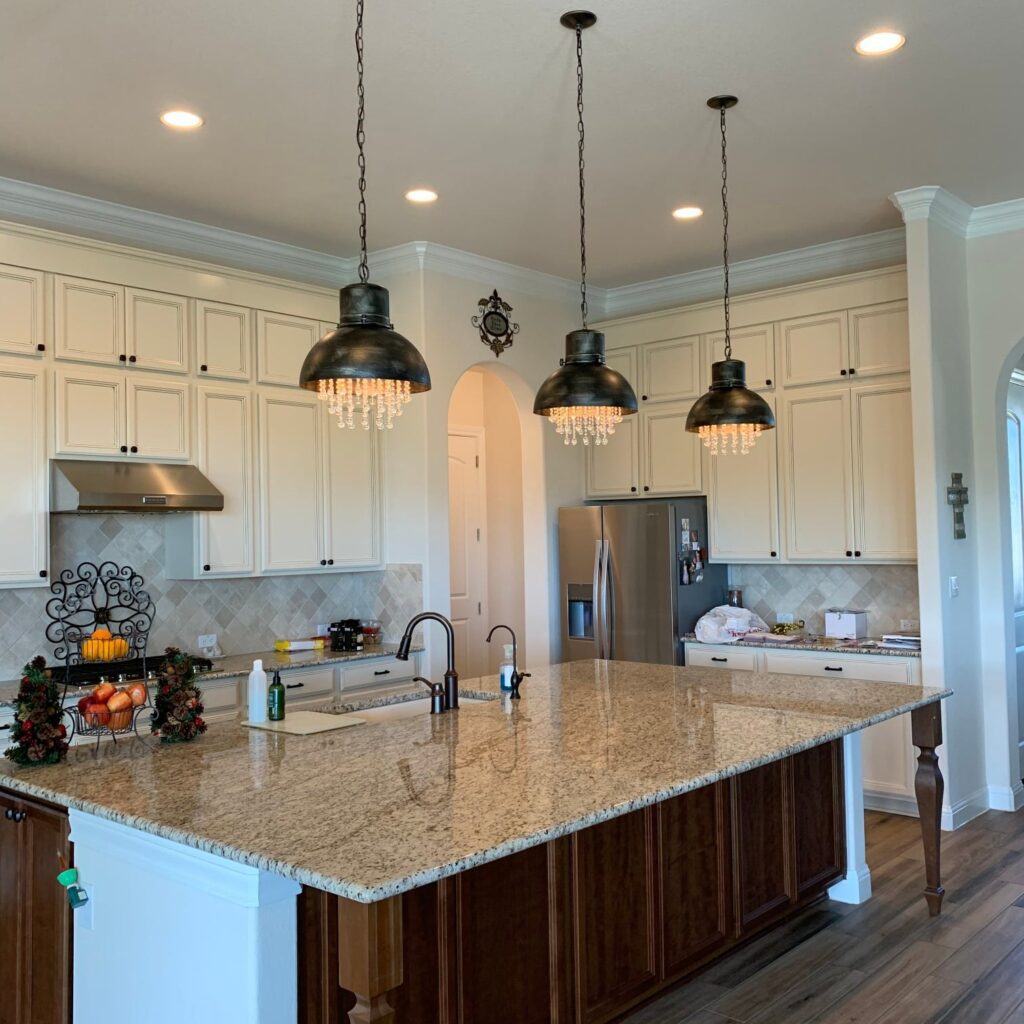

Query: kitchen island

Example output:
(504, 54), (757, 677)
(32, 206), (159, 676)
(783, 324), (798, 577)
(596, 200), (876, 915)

(0, 659), (949, 1024)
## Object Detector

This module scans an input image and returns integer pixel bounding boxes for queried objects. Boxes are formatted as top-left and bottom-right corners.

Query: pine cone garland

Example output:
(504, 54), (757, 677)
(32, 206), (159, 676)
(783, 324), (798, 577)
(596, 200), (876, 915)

(150, 648), (208, 744)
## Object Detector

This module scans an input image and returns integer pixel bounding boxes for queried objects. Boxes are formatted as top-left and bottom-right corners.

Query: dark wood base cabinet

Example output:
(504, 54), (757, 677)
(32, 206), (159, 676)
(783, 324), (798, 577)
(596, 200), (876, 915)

(300, 742), (845, 1024)
(0, 788), (72, 1024)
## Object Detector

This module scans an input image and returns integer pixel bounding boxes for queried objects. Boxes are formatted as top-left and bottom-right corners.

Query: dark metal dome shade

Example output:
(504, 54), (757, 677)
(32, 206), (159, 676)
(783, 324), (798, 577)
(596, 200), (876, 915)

(534, 330), (638, 446)
(685, 358), (776, 454)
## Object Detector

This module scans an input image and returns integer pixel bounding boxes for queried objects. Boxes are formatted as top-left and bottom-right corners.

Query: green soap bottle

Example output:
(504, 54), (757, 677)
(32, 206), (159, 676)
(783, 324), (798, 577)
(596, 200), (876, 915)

(268, 670), (286, 722)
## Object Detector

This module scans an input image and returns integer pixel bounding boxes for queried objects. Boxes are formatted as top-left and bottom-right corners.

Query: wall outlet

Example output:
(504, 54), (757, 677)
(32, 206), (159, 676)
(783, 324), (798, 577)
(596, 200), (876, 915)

(948, 576), (960, 599)
(776, 612), (795, 624)
(900, 619), (919, 632)
(315, 624), (330, 637)
(197, 633), (217, 650)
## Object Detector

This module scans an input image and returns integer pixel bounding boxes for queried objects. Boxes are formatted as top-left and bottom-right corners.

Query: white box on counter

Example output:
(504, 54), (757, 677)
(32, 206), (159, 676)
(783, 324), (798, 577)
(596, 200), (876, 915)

(825, 609), (868, 639)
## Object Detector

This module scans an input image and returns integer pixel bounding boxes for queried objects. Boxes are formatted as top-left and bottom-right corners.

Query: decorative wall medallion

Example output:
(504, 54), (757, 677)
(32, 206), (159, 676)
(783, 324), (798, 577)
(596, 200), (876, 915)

(472, 290), (519, 358)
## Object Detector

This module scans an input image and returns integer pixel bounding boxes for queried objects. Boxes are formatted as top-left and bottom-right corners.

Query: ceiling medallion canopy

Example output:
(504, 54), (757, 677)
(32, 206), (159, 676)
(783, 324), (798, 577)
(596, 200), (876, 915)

(299, 0), (430, 429)
(533, 11), (638, 446)
(685, 96), (775, 455)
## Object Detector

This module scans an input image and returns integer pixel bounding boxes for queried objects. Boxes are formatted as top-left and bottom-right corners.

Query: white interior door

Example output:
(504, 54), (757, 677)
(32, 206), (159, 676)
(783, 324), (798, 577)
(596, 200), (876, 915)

(1007, 382), (1024, 778)
(448, 430), (487, 680)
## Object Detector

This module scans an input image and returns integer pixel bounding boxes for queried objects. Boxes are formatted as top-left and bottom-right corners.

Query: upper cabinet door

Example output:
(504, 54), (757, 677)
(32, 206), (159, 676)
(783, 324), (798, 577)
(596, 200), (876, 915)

(779, 311), (849, 387)
(54, 275), (125, 366)
(126, 378), (191, 460)
(708, 396), (780, 562)
(257, 391), (325, 572)
(641, 401), (702, 496)
(0, 363), (48, 585)
(851, 381), (916, 561)
(196, 300), (252, 381)
(780, 387), (855, 561)
(324, 419), (383, 569)
(125, 289), (190, 373)
(586, 346), (640, 498)
(848, 300), (910, 379)
(640, 335), (700, 403)
(707, 323), (776, 390)
(54, 368), (125, 456)
(256, 311), (321, 386)
(0, 265), (45, 358)
(196, 386), (255, 575)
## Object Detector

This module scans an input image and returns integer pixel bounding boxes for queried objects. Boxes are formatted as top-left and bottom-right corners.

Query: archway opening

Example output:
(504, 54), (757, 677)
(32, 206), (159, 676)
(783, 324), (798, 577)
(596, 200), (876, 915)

(1004, 351), (1024, 781)
(447, 365), (532, 678)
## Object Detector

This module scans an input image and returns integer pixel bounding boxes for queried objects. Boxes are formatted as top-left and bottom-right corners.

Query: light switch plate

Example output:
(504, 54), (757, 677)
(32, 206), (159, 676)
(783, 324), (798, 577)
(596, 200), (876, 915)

(900, 619), (919, 632)
(948, 577), (960, 599)
(197, 633), (217, 649)
(776, 612), (795, 624)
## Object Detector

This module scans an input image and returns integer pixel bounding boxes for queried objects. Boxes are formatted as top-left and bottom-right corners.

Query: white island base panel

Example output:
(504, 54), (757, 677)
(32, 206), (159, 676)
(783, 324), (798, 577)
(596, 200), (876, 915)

(827, 732), (873, 904)
(69, 810), (300, 1024)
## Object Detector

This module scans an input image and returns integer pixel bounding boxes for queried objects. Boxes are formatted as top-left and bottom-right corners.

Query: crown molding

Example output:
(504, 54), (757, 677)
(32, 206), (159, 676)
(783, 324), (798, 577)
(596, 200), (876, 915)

(601, 228), (906, 319)
(890, 186), (973, 237)
(968, 197), (1024, 239)
(0, 175), (354, 288)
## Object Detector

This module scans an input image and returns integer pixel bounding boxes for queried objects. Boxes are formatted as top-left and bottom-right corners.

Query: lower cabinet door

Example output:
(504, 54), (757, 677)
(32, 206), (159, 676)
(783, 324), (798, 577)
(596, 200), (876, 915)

(573, 808), (659, 1023)
(792, 742), (845, 898)
(660, 782), (734, 980)
(732, 760), (794, 935)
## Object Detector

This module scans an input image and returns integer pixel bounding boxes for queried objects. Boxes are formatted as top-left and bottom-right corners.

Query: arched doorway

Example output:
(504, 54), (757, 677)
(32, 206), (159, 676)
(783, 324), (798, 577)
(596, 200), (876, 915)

(447, 365), (531, 679)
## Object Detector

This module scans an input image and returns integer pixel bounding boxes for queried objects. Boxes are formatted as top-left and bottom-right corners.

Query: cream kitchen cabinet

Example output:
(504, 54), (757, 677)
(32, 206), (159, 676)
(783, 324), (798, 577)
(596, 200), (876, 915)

(196, 300), (252, 381)
(54, 368), (190, 460)
(781, 381), (914, 563)
(166, 385), (255, 579)
(585, 346), (640, 498)
(54, 275), (124, 366)
(707, 395), (780, 562)
(848, 301), (910, 379)
(638, 335), (700, 403)
(256, 391), (384, 574)
(256, 311), (321, 387)
(0, 363), (48, 586)
(707, 323), (775, 390)
(0, 265), (45, 358)
(641, 400), (702, 496)
(125, 288), (190, 373)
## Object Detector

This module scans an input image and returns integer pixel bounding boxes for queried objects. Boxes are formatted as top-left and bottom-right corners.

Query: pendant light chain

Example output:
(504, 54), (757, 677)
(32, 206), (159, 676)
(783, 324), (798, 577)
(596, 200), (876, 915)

(576, 24), (588, 329)
(719, 104), (731, 359)
(355, 0), (369, 286)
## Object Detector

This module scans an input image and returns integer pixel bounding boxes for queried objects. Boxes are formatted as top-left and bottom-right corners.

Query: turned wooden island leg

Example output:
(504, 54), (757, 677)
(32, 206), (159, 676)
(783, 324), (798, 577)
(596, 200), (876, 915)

(911, 703), (945, 916)
(338, 894), (404, 1023)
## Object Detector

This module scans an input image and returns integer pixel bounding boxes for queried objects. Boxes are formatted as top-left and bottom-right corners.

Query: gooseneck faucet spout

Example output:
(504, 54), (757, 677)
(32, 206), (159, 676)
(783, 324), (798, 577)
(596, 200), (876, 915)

(396, 612), (459, 709)
(486, 624), (530, 700)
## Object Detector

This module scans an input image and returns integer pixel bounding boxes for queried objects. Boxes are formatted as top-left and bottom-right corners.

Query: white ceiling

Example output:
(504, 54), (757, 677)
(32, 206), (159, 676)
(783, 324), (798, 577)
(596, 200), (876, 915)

(2, 0), (1022, 286)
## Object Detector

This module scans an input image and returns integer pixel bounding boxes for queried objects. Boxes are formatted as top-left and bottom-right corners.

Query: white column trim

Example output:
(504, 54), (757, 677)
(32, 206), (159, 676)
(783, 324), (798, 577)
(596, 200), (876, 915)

(828, 732), (872, 904)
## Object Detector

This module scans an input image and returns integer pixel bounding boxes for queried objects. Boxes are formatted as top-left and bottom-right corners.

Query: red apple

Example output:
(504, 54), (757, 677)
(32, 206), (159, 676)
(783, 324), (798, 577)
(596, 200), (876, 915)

(93, 682), (116, 703)
(84, 703), (110, 728)
(77, 695), (92, 714)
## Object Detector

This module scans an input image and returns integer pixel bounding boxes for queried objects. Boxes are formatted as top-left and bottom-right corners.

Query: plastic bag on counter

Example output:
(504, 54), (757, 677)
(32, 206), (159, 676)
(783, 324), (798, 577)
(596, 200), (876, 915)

(695, 606), (769, 645)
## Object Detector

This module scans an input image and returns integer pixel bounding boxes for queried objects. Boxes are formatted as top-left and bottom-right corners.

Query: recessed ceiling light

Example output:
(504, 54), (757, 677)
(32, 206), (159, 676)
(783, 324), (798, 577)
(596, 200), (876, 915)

(855, 30), (906, 56)
(405, 188), (438, 204)
(672, 206), (703, 221)
(160, 110), (204, 130)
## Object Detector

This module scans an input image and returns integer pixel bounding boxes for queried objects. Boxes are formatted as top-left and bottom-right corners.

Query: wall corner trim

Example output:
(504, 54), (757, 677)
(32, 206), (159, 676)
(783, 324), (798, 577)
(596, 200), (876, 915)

(890, 186), (973, 237)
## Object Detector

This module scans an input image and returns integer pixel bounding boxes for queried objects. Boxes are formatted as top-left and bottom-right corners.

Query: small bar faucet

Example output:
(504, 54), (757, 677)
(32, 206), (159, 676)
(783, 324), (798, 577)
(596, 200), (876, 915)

(485, 624), (530, 700)
(397, 612), (459, 710)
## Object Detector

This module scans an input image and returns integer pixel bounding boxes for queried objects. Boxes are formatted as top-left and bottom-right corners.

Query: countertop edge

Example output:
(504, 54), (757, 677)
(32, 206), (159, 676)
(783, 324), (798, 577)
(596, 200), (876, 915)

(0, 686), (951, 904)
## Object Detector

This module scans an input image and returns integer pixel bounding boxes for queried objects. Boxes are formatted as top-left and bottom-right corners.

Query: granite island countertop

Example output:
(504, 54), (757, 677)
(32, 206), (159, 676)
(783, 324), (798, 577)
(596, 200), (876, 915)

(683, 633), (922, 658)
(0, 659), (949, 903)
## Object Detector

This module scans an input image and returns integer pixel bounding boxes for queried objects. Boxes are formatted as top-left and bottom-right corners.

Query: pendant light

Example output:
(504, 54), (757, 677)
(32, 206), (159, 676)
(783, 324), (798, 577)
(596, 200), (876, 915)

(299, 0), (430, 428)
(533, 11), (638, 446)
(685, 96), (775, 455)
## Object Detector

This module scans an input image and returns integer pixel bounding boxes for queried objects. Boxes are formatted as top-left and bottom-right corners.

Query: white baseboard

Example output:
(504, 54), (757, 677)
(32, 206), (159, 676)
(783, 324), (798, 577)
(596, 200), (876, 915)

(864, 792), (919, 818)
(828, 864), (872, 905)
(863, 786), (991, 831)
(987, 782), (1024, 812)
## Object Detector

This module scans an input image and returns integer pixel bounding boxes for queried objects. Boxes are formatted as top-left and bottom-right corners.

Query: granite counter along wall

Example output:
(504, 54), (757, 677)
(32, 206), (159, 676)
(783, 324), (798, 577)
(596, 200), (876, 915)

(0, 515), (423, 679)
(726, 563), (920, 636)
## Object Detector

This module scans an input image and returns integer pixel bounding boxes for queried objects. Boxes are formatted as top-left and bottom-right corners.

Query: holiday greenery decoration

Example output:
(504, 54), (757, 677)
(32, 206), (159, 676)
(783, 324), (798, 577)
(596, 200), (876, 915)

(150, 647), (207, 744)
(4, 657), (69, 766)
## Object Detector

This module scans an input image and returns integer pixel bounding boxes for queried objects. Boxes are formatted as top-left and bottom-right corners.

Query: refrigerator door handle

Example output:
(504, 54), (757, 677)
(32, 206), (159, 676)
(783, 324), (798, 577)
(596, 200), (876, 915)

(592, 539), (604, 658)
(600, 539), (612, 660)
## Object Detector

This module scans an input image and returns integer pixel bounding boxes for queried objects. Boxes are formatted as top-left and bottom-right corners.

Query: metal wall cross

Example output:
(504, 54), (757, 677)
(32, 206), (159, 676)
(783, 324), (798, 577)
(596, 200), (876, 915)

(946, 472), (969, 539)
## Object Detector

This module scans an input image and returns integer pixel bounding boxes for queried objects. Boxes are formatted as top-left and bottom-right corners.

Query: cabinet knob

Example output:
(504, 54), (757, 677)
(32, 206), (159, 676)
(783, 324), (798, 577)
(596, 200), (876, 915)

(642, 395), (648, 401)
(119, 353), (127, 362)
(202, 564), (211, 572)
(120, 445), (128, 453)
(840, 368), (847, 376)
(36, 343), (45, 352)
(320, 559), (327, 566)
(845, 550), (852, 557)
(200, 364), (208, 372)
(854, 550), (862, 557)
(765, 379), (772, 386)
(849, 367), (856, 376)
(327, 558), (334, 565)
(38, 569), (47, 578)
(128, 355), (137, 364)
(630, 487), (637, 493)
(770, 551), (777, 558)
(130, 445), (139, 453)
(643, 486), (650, 492)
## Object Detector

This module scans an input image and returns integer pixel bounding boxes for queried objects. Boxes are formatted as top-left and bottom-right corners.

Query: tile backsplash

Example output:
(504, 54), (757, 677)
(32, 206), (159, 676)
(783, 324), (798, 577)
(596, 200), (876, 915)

(726, 563), (919, 636)
(0, 515), (422, 679)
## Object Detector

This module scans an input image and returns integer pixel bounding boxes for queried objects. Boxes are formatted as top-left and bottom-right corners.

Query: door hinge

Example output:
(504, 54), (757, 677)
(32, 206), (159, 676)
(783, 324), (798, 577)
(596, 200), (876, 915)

(475, 455), (479, 468)
(478, 602), (482, 615)
(476, 528), (481, 541)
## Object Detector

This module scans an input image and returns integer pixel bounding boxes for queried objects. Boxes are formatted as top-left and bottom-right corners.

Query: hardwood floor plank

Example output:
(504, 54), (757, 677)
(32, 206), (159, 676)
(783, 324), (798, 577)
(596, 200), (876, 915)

(868, 974), (966, 1024)
(930, 880), (1024, 950)
(622, 982), (731, 1023)
(746, 962), (865, 1024)
(940, 906), (1024, 985)
(940, 937), (1024, 1023)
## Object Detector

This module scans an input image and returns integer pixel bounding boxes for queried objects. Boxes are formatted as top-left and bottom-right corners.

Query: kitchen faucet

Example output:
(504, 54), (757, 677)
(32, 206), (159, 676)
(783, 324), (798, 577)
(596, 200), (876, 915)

(397, 612), (459, 710)
(485, 624), (530, 699)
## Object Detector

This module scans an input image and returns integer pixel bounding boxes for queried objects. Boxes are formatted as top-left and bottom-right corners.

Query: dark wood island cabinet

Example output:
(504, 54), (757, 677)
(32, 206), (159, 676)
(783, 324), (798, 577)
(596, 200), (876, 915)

(299, 742), (845, 1024)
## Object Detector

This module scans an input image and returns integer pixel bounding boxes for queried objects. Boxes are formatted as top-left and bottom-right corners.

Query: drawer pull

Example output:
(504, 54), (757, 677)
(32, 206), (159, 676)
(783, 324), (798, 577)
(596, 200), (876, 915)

(0, 722), (11, 731)
(824, 666), (844, 672)
(711, 656), (728, 663)
(285, 681), (305, 690)
(373, 669), (391, 676)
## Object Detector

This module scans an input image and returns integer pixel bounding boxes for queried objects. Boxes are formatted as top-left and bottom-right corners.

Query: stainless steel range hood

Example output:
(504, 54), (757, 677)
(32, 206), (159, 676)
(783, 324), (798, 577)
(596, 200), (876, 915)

(51, 460), (224, 513)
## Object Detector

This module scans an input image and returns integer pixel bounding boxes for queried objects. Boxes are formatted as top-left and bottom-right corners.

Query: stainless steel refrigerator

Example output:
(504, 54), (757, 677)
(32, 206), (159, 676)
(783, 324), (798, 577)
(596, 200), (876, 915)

(558, 499), (727, 665)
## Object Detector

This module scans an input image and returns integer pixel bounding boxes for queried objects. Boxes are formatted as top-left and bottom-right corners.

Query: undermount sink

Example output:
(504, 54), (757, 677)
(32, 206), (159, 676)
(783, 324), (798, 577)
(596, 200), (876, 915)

(340, 696), (494, 724)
